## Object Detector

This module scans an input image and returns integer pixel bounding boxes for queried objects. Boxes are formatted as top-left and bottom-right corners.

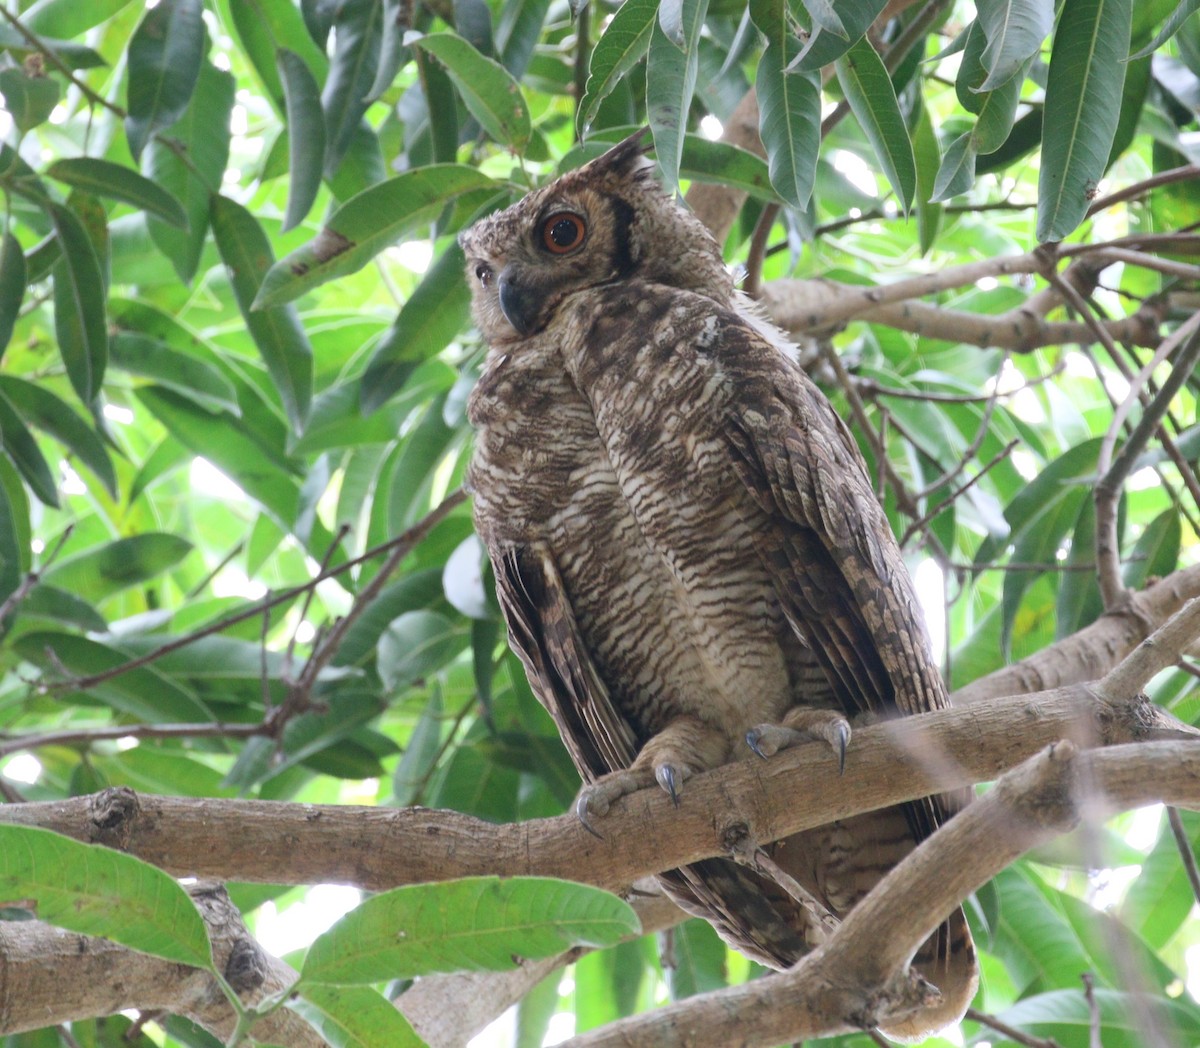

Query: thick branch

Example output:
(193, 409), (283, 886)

(0, 883), (323, 1045)
(561, 739), (1200, 1047)
(1, 674), (1191, 894)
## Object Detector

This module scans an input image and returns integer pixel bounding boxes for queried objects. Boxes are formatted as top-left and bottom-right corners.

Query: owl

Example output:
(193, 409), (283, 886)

(459, 130), (977, 1040)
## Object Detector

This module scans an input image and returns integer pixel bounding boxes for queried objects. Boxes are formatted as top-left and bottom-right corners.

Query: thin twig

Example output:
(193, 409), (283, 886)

(1086, 164), (1200, 218)
(41, 489), (468, 695)
(1167, 806), (1200, 908)
(0, 523), (74, 628)
(966, 1007), (1063, 1048)
(0, 720), (266, 759)
(1081, 973), (1103, 1048)
(901, 439), (1017, 546)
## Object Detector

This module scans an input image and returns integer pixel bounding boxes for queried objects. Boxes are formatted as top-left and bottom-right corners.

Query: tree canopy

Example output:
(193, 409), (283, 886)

(1, 0), (1200, 1045)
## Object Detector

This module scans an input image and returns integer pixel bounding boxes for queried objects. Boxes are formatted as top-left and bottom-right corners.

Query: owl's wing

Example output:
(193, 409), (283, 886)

(491, 544), (638, 782)
(721, 336), (949, 725)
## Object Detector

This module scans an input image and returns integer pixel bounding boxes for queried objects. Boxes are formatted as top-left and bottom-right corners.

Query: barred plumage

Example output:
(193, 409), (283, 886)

(460, 131), (977, 1040)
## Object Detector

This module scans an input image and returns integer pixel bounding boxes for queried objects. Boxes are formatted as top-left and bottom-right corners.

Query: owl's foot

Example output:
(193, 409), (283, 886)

(574, 762), (693, 837)
(746, 709), (851, 772)
(573, 717), (727, 836)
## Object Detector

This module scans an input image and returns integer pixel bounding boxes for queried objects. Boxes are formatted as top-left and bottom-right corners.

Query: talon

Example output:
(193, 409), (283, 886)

(835, 723), (849, 774)
(575, 794), (605, 839)
(746, 729), (768, 760)
(656, 763), (680, 806)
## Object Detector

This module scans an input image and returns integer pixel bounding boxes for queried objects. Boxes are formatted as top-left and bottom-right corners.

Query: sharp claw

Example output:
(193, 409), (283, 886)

(575, 794), (605, 839)
(656, 764), (680, 806)
(837, 723), (849, 774)
(746, 730), (767, 759)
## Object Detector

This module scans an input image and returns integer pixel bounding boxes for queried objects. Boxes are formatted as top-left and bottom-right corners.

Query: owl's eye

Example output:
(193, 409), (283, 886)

(475, 263), (493, 288)
(541, 212), (586, 254)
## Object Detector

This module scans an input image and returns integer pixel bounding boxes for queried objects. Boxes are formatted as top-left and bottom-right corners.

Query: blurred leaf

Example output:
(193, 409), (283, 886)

(646, 0), (707, 190)
(46, 158), (187, 228)
(0, 230), (26, 360)
(322, 0), (382, 175)
(277, 48), (326, 232)
(752, 0), (820, 211)
(0, 825), (211, 968)
(49, 202), (107, 405)
(300, 877), (640, 983)
(211, 194), (314, 431)
(377, 609), (470, 692)
(144, 60), (234, 284)
(124, 0), (205, 161)
(0, 66), (59, 134)
(109, 333), (240, 416)
(412, 33), (531, 151)
(834, 38), (916, 211)
(43, 533), (192, 602)
(1123, 508), (1180, 589)
(578, 0), (655, 135)
(255, 166), (497, 308)
(291, 985), (425, 1048)
(1131, 0), (1200, 58)
(23, 0), (137, 36)
(1037, 0), (1133, 242)
(0, 392), (57, 507)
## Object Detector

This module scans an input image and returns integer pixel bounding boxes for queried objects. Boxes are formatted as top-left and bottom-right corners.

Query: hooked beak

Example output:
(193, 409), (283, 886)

(497, 269), (540, 337)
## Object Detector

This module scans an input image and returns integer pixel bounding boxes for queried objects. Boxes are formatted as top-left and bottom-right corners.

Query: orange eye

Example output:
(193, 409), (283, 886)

(541, 212), (586, 254)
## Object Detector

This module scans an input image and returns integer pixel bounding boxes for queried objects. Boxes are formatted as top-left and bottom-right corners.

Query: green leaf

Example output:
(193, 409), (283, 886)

(0, 26), (106, 68)
(0, 66), (60, 134)
(976, 0), (1055, 92)
(14, 584), (106, 633)
(680, 137), (778, 201)
(291, 985), (425, 1048)
(0, 391), (58, 507)
(0, 825), (211, 968)
(751, 0), (820, 211)
(211, 194), (314, 431)
(646, 0), (707, 190)
(578, 0), (656, 135)
(144, 60), (235, 284)
(125, 0), (206, 161)
(278, 48), (326, 232)
(834, 38), (916, 211)
(43, 533), (193, 602)
(377, 609), (470, 692)
(49, 202), (107, 404)
(109, 332), (240, 416)
(790, 0), (888, 72)
(0, 469), (22, 608)
(368, 0), (413, 100)
(46, 158), (187, 228)
(1123, 507), (1180, 589)
(254, 165), (497, 308)
(910, 90), (943, 254)
(802, 0), (849, 39)
(322, 0), (383, 175)
(931, 131), (977, 202)
(361, 241), (471, 414)
(23, 0), (137, 37)
(300, 877), (640, 984)
(220, 0), (328, 113)
(1037, 0), (1133, 242)
(1130, 0), (1200, 58)
(988, 987), (1200, 1046)
(0, 230), (27, 359)
(411, 33), (531, 151)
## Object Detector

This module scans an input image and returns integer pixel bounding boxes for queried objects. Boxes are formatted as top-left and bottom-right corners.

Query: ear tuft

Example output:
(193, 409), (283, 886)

(594, 127), (654, 179)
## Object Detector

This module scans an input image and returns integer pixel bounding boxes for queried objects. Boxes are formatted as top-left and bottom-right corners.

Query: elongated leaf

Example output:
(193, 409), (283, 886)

(1037, 0), (1133, 242)
(145, 61), (235, 283)
(976, 0), (1055, 92)
(578, 0), (656, 135)
(368, 0), (413, 100)
(0, 825), (211, 968)
(49, 202), (107, 404)
(0, 66), (60, 135)
(322, 0), (382, 175)
(43, 532), (193, 601)
(802, 0), (848, 39)
(46, 158), (187, 228)
(254, 165), (497, 308)
(752, 0), (820, 210)
(1131, 0), (1200, 58)
(910, 89), (943, 253)
(931, 131), (976, 201)
(362, 241), (471, 414)
(292, 985), (424, 1048)
(0, 230), (27, 359)
(646, 0), (708, 190)
(300, 877), (640, 984)
(0, 393), (56, 507)
(0, 26), (105, 68)
(278, 48), (326, 232)
(0, 464), (22, 608)
(412, 33), (531, 151)
(23, 0), (136, 37)
(125, 0), (205, 160)
(791, 0), (888, 72)
(211, 195), (313, 431)
(835, 38), (915, 211)
(109, 332), (240, 416)
(221, 0), (328, 113)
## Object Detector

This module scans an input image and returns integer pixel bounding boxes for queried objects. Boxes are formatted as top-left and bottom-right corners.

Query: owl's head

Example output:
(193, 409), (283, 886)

(459, 130), (733, 345)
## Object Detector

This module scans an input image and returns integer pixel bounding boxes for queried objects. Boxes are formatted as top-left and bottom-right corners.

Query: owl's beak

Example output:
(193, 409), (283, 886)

(497, 269), (539, 337)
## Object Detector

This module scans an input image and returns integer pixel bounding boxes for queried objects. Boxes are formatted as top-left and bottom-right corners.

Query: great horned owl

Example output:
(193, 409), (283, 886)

(460, 131), (977, 1040)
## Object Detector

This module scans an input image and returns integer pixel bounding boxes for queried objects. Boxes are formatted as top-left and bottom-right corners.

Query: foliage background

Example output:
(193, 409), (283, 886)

(0, 0), (1199, 1044)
